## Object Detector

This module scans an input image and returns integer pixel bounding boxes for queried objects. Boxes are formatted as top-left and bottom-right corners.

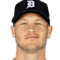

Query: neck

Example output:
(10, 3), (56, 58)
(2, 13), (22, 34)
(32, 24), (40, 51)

(14, 45), (46, 60)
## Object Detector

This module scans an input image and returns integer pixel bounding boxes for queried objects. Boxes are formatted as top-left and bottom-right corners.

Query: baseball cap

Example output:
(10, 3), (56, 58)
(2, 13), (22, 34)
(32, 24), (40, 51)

(12, 0), (50, 26)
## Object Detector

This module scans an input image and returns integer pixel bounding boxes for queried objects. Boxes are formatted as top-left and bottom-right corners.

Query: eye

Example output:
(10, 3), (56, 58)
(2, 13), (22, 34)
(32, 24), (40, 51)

(36, 23), (41, 25)
(21, 23), (40, 25)
(21, 22), (26, 25)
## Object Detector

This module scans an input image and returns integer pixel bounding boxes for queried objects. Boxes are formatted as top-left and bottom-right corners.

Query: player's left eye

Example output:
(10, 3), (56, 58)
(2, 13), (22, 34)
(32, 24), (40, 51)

(37, 23), (40, 24)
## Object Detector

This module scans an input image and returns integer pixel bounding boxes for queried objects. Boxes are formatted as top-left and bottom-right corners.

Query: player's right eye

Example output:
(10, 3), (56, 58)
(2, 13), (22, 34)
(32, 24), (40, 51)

(21, 22), (26, 25)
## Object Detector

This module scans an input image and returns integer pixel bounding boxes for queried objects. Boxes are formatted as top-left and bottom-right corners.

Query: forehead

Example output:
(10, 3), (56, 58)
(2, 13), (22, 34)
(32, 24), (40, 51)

(16, 13), (47, 23)
(17, 13), (47, 22)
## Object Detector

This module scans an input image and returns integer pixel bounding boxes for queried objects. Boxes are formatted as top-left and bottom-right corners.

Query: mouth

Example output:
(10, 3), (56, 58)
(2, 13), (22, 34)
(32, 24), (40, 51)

(26, 37), (38, 40)
(26, 35), (38, 40)
(26, 35), (39, 40)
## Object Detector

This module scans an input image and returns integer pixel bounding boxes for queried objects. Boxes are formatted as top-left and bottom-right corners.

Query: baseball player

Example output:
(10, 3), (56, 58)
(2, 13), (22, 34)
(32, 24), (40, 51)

(11, 0), (52, 60)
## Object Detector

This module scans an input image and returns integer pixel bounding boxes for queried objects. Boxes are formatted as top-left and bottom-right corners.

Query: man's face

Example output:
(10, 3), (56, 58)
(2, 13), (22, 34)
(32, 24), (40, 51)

(11, 13), (52, 53)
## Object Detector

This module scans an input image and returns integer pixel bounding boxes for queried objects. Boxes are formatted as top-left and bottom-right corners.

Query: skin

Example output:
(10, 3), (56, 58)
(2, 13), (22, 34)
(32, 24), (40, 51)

(11, 13), (52, 60)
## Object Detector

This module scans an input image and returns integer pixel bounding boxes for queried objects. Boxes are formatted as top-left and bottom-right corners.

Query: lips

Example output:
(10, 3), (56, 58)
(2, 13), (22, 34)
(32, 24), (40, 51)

(26, 35), (39, 39)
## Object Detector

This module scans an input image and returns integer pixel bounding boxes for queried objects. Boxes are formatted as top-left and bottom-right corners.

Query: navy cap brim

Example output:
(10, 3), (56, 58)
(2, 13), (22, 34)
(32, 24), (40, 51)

(11, 10), (51, 25)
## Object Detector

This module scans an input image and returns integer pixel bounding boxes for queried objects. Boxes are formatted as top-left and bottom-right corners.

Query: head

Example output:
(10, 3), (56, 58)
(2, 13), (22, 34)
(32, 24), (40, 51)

(11, 13), (52, 53)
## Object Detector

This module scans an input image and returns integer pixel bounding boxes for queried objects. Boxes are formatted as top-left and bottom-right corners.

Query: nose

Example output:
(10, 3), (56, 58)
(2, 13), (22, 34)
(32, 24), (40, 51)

(28, 29), (35, 32)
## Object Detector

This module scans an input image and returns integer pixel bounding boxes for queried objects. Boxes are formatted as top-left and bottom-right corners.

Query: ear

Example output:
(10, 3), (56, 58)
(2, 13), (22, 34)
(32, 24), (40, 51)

(47, 25), (53, 39)
(11, 26), (15, 38)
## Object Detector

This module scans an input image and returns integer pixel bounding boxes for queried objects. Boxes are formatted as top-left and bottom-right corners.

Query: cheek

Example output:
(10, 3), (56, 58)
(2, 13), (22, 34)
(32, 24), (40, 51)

(15, 27), (26, 42)
(38, 27), (47, 42)
(15, 29), (26, 46)
(38, 27), (45, 34)
(15, 29), (21, 40)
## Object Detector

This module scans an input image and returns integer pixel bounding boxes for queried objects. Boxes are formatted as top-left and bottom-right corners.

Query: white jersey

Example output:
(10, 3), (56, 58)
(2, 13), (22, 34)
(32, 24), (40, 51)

(11, 58), (14, 60)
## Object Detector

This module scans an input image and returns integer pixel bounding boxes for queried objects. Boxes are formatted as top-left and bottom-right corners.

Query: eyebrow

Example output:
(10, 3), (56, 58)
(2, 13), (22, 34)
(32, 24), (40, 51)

(20, 19), (42, 21)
